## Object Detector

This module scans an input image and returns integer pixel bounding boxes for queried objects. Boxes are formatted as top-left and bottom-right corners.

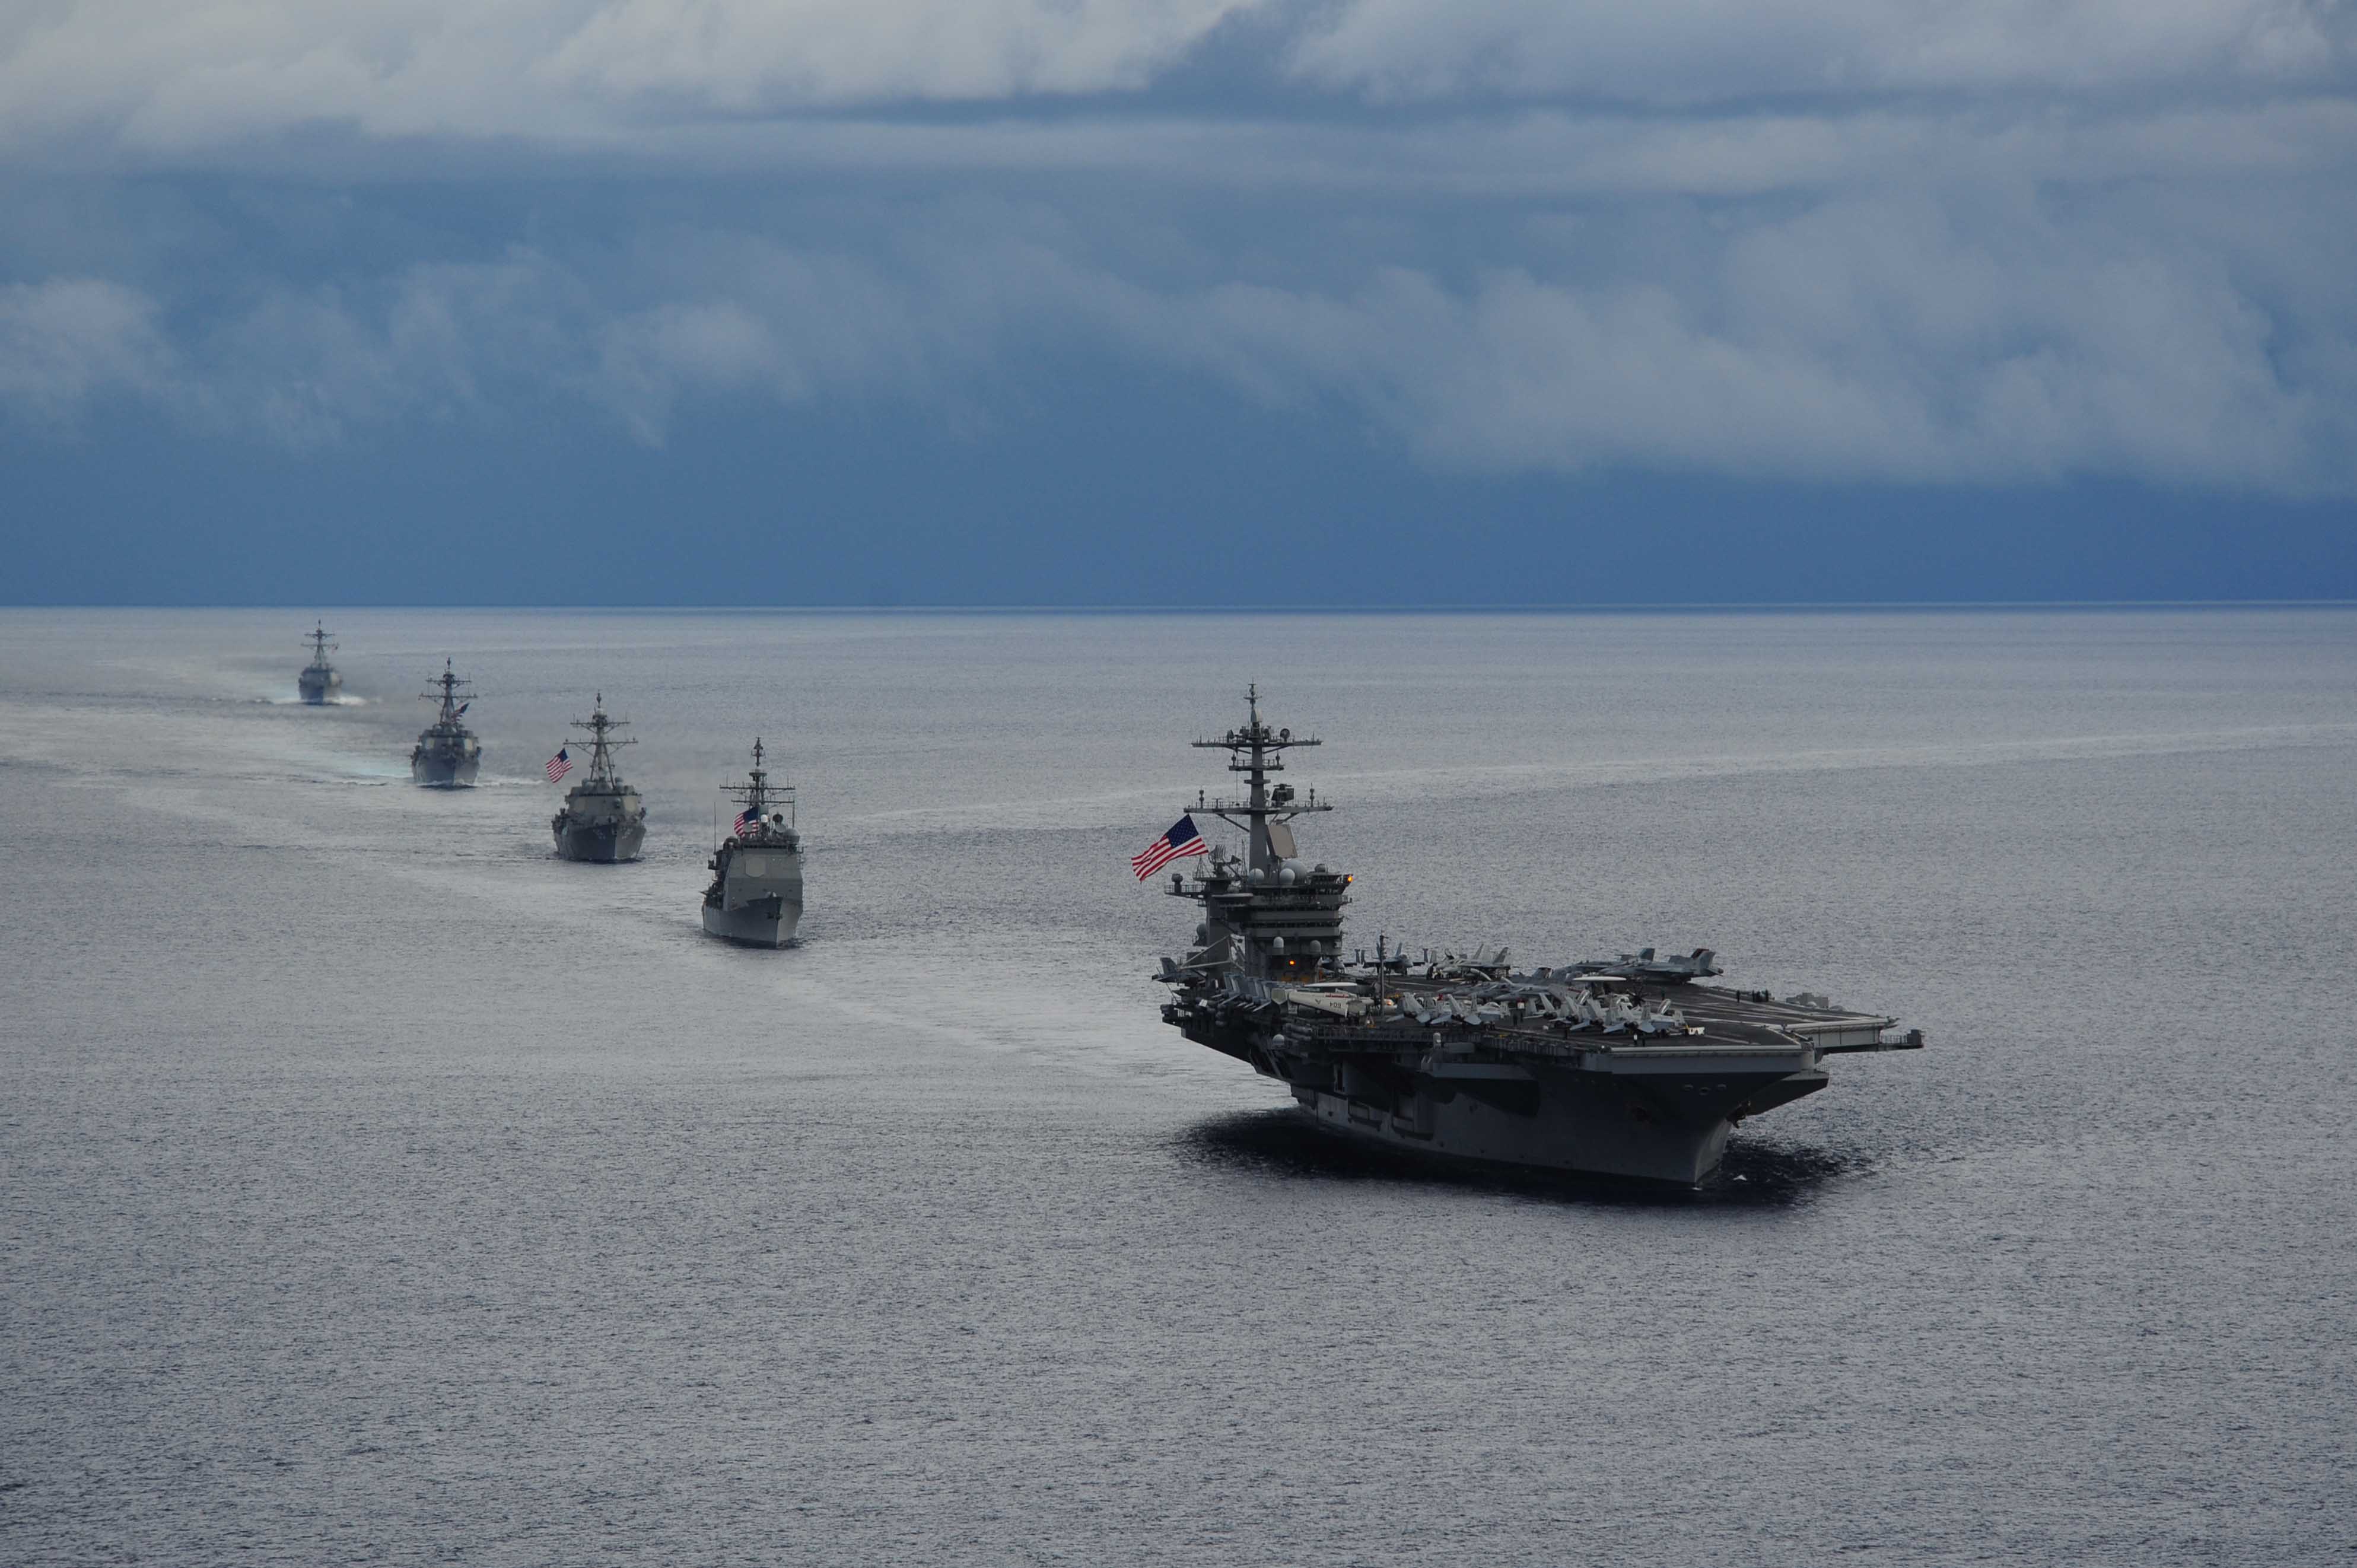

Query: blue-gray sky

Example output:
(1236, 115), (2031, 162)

(4, 0), (2354, 605)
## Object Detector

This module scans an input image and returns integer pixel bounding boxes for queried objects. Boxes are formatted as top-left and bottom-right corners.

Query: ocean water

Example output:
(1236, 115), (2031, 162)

(2, 607), (2352, 1566)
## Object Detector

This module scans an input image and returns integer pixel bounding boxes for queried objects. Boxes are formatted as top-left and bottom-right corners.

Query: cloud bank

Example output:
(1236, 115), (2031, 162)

(2, 0), (2353, 497)
(5, 0), (2348, 146)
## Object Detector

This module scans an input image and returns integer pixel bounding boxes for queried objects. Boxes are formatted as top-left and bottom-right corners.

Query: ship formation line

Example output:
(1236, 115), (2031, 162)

(298, 634), (1920, 1177)
(294, 629), (804, 946)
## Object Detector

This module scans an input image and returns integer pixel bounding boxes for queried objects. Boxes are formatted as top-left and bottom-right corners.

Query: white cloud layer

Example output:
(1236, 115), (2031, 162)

(1290, 0), (2352, 102)
(0, 277), (174, 419)
(1, 1), (2352, 497)
(0, 0), (1262, 150)
(2, 1), (2350, 154)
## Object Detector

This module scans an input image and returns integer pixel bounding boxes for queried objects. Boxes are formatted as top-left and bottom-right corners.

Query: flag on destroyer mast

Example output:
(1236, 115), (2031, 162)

(545, 747), (572, 783)
(1132, 815), (1208, 880)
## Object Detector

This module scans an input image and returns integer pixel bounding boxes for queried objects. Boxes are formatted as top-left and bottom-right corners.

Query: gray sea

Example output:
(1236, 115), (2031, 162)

(4, 608), (2353, 1566)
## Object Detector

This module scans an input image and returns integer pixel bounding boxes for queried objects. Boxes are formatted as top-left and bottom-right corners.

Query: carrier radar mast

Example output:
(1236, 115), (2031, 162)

(1189, 683), (1331, 871)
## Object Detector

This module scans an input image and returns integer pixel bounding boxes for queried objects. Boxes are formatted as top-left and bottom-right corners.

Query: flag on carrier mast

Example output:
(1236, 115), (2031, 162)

(1131, 815), (1208, 880)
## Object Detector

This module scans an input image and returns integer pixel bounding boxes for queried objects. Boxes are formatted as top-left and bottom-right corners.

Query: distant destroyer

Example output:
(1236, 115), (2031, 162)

(550, 694), (648, 863)
(702, 740), (803, 946)
(297, 622), (341, 705)
(411, 660), (482, 788)
(1151, 688), (1923, 1187)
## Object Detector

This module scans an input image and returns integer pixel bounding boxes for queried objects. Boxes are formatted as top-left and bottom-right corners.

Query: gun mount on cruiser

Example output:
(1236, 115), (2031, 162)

(1150, 688), (1922, 1186)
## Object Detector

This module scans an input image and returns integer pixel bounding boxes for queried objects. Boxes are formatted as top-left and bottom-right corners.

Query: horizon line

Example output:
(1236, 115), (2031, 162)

(7, 598), (2356, 615)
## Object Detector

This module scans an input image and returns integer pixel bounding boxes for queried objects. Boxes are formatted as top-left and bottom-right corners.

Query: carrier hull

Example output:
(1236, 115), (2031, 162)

(554, 819), (645, 863)
(1294, 1096), (1729, 1187)
(1185, 1015), (1823, 1187)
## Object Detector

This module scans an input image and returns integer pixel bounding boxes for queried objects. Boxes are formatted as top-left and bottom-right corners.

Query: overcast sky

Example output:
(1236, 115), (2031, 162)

(4, 0), (2353, 604)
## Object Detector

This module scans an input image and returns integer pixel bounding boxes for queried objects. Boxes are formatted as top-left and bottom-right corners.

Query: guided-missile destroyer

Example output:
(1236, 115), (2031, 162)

(1152, 688), (1923, 1187)
(297, 622), (341, 704)
(410, 660), (481, 788)
(551, 694), (647, 863)
(702, 740), (803, 947)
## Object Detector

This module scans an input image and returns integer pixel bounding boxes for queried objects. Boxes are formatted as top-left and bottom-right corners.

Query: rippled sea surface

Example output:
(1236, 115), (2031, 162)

(4, 608), (2353, 1566)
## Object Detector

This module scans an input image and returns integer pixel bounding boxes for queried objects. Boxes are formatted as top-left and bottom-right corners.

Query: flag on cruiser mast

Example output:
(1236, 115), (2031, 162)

(545, 747), (572, 783)
(735, 806), (761, 835)
(1132, 815), (1208, 880)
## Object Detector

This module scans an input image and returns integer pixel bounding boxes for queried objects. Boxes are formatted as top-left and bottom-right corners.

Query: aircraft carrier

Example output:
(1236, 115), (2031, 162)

(1151, 688), (1923, 1186)
(411, 660), (482, 787)
(702, 739), (803, 947)
(551, 694), (647, 863)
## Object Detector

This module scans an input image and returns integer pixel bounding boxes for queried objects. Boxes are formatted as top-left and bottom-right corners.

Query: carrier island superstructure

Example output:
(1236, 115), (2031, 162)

(1152, 689), (1923, 1186)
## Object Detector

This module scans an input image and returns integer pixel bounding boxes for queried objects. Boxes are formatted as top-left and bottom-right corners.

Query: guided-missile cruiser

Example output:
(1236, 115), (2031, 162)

(297, 622), (341, 704)
(551, 694), (647, 863)
(1150, 688), (1923, 1186)
(702, 739), (803, 947)
(410, 660), (481, 787)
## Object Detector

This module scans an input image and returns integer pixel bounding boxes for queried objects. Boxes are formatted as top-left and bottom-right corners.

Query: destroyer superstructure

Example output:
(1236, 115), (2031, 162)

(551, 694), (647, 863)
(702, 739), (803, 947)
(297, 622), (341, 705)
(410, 660), (482, 787)
(1152, 688), (1922, 1186)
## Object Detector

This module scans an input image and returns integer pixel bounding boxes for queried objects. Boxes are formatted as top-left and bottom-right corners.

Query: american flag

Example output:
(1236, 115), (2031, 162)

(1131, 815), (1208, 880)
(734, 806), (761, 835)
(545, 747), (572, 783)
